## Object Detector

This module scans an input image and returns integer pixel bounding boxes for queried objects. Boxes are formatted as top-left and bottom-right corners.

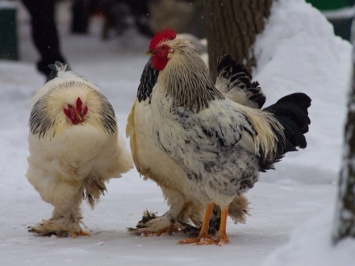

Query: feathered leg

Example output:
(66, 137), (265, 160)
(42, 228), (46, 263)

(129, 186), (204, 236)
(130, 187), (187, 235)
(228, 195), (249, 223)
(178, 202), (215, 245)
(28, 180), (89, 237)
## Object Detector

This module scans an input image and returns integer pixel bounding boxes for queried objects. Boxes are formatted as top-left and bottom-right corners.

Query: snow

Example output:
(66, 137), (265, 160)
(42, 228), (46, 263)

(0, 0), (354, 265)
(262, 208), (355, 266)
(254, 0), (352, 178)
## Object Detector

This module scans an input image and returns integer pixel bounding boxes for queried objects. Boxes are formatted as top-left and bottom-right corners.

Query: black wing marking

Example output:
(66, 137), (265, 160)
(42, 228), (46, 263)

(137, 58), (159, 103)
(216, 54), (266, 109)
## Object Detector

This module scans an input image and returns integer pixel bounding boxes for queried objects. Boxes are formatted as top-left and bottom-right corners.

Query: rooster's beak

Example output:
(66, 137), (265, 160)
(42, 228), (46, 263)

(145, 50), (153, 56)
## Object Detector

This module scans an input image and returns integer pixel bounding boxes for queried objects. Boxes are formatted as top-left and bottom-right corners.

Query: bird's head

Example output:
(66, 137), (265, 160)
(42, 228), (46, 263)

(63, 97), (88, 125)
(147, 29), (177, 71)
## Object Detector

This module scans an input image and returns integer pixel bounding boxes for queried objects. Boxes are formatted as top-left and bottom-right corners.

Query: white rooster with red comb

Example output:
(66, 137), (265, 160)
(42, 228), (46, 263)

(27, 62), (133, 237)
(147, 29), (311, 245)
(127, 53), (266, 236)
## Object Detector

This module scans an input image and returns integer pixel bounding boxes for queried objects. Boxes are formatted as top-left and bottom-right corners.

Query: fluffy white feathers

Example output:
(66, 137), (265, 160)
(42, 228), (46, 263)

(27, 62), (132, 237)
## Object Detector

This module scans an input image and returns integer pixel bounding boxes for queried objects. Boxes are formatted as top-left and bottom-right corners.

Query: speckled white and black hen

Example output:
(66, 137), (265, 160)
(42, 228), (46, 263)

(126, 48), (268, 236)
(147, 29), (311, 245)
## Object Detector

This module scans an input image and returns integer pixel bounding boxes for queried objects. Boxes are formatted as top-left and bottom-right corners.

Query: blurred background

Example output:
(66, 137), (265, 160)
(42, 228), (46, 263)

(0, 0), (205, 66)
(1, 0), (354, 64)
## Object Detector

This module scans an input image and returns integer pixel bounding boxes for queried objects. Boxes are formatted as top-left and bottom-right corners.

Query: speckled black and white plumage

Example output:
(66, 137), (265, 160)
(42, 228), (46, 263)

(148, 36), (311, 244)
(127, 53), (258, 235)
(216, 54), (266, 109)
(27, 62), (133, 237)
(137, 58), (158, 103)
(151, 84), (277, 208)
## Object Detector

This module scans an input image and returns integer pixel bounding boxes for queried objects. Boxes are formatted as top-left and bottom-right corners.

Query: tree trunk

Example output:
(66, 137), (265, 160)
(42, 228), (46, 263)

(333, 62), (355, 243)
(203, 0), (272, 82)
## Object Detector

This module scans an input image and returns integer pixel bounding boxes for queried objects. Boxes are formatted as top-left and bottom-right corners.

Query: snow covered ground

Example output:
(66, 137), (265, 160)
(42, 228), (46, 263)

(0, 0), (354, 265)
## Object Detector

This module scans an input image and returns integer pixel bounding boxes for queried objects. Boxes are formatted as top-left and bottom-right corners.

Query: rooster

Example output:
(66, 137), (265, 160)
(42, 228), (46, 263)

(27, 62), (133, 237)
(146, 29), (311, 245)
(127, 45), (265, 235)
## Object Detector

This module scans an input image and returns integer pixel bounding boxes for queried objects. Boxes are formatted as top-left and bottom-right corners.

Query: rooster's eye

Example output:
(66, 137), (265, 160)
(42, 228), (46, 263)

(161, 45), (170, 50)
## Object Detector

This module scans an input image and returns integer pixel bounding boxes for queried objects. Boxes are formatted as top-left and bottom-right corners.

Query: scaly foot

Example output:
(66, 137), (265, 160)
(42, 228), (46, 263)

(215, 233), (229, 246)
(179, 203), (216, 245)
(70, 230), (90, 238)
(141, 224), (179, 237)
(214, 207), (230, 246)
(28, 219), (86, 237)
(178, 233), (214, 245)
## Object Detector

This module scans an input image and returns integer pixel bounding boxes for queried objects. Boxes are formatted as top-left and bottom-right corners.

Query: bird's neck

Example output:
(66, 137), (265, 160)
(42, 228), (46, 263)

(137, 59), (158, 102)
(158, 51), (224, 112)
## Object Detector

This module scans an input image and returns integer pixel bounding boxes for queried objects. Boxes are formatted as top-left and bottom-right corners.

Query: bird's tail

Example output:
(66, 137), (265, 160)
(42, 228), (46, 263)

(215, 54), (266, 109)
(262, 92), (311, 168)
(47, 61), (70, 82)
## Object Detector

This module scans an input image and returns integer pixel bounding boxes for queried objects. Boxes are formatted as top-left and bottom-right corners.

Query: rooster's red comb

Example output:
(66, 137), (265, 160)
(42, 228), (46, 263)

(149, 29), (176, 50)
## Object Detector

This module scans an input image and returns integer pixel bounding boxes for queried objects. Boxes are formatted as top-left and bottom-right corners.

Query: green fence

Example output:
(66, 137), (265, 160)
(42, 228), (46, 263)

(0, 2), (18, 60)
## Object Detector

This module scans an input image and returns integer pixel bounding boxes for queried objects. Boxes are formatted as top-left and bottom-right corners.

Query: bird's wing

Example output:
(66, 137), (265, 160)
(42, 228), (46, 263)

(126, 102), (136, 139)
(126, 101), (141, 169)
(215, 54), (266, 109)
(127, 58), (159, 171)
(174, 99), (258, 156)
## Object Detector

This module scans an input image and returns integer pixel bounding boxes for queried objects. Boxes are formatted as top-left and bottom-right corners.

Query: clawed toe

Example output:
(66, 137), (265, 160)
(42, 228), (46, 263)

(70, 230), (90, 238)
(140, 224), (179, 237)
(28, 219), (86, 238)
(178, 236), (215, 245)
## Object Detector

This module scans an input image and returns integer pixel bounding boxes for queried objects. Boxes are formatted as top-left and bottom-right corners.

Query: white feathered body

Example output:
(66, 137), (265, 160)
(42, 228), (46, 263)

(150, 81), (279, 209)
(27, 66), (132, 236)
(127, 56), (255, 233)
(148, 40), (284, 211)
(144, 32), (311, 244)
(127, 98), (204, 228)
(27, 124), (130, 207)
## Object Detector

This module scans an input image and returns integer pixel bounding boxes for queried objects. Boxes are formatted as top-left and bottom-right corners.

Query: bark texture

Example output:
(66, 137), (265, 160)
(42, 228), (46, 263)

(333, 63), (355, 243)
(203, 0), (272, 82)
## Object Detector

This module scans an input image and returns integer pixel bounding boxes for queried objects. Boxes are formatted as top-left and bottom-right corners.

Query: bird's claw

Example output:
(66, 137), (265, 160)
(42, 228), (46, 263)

(70, 230), (90, 238)
(215, 232), (229, 246)
(178, 234), (229, 246)
(140, 225), (179, 237)
(28, 218), (89, 238)
(178, 236), (214, 245)
(215, 238), (229, 246)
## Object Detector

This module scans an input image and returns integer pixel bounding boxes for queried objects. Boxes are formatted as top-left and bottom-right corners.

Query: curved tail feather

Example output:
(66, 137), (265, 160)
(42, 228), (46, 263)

(264, 92), (311, 155)
(216, 54), (266, 109)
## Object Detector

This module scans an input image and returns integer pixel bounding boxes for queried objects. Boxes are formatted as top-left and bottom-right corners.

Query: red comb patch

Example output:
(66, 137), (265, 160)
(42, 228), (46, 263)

(76, 97), (88, 116)
(149, 29), (176, 50)
(76, 97), (83, 113)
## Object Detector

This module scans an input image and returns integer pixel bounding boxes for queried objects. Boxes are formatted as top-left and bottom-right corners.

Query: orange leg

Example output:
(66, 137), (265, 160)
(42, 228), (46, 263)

(215, 207), (229, 245)
(70, 230), (90, 238)
(178, 202), (215, 245)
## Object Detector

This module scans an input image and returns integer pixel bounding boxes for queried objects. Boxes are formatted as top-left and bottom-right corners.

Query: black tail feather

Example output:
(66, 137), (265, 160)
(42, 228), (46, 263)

(264, 92), (311, 154)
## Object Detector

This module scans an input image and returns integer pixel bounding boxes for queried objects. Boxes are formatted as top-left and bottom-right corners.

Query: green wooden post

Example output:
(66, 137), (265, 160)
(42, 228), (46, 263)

(0, 1), (18, 60)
